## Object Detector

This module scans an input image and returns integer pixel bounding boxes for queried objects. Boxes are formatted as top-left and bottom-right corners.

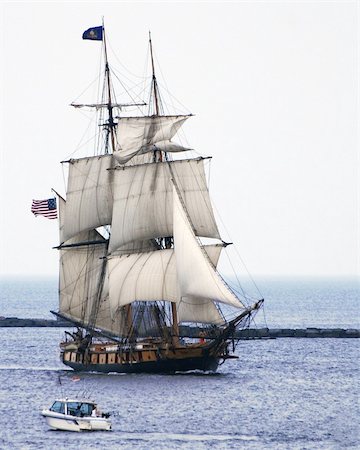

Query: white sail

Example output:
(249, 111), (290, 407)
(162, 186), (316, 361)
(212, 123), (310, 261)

(114, 115), (191, 164)
(173, 185), (244, 310)
(63, 155), (114, 242)
(58, 197), (128, 335)
(59, 193), (106, 325)
(60, 242), (128, 337)
(108, 244), (223, 320)
(177, 242), (226, 324)
(59, 230), (108, 325)
(125, 152), (153, 166)
(143, 140), (191, 154)
(90, 270), (128, 337)
(109, 158), (220, 252)
(177, 301), (224, 325)
(108, 249), (176, 313)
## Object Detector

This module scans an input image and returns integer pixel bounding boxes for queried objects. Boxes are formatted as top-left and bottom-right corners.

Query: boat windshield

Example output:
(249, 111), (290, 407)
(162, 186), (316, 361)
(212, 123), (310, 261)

(50, 401), (65, 414)
(67, 402), (93, 417)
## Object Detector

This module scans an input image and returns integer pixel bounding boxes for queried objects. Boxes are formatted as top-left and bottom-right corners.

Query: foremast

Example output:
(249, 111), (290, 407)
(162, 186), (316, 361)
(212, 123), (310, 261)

(57, 23), (133, 340)
(103, 24), (116, 154)
(85, 23), (114, 333)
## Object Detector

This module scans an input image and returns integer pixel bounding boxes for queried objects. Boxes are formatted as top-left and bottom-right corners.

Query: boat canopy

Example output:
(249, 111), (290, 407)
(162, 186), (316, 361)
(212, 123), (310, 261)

(50, 400), (96, 417)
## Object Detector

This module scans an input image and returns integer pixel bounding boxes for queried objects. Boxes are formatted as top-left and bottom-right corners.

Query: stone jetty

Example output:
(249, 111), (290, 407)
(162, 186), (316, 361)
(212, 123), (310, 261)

(234, 327), (360, 339)
(0, 317), (358, 338)
(180, 325), (360, 339)
(0, 317), (71, 327)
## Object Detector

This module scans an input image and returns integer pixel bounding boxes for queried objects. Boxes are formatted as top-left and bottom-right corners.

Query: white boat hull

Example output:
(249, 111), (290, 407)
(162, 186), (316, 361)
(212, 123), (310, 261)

(42, 410), (111, 432)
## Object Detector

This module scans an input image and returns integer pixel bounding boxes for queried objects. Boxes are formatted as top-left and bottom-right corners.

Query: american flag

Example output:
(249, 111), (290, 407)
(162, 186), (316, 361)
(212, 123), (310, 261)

(31, 198), (57, 219)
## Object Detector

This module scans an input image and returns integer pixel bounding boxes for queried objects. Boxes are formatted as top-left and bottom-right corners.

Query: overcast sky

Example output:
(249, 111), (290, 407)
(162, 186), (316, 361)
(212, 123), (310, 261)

(0, 1), (358, 278)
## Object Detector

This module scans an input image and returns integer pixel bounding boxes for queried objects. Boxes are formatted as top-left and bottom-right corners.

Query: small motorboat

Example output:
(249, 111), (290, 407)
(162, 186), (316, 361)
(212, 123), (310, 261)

(42, 398), (112, 432)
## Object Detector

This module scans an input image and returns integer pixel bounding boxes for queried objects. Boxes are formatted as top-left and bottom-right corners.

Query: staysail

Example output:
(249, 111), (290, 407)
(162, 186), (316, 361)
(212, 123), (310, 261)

(173, 185), (245, 317)
(107, 183), (244, 326)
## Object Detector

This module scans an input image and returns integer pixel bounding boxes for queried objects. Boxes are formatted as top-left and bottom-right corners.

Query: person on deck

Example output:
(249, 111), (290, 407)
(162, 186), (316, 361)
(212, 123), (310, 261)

(92, 406), (101, 417)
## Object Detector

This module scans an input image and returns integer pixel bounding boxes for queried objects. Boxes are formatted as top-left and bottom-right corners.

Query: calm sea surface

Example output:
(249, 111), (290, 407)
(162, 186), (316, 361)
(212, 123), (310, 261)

(0, 277), (359, 449)
(1, 276), (359, 328)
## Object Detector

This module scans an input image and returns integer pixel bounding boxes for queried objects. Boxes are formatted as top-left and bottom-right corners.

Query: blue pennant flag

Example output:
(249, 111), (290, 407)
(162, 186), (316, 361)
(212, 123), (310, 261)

(82, 26), (103, 41)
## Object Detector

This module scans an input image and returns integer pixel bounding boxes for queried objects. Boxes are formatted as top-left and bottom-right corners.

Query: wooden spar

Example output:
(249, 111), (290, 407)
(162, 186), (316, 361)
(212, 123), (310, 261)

(149, 31), (160, 117)
(71, 102), (146, 109)
(209, 299), (264, 351)
(102, 23), (116, 154)
(149, 31), (163, 163)
(51, 310), (123, 343)
(53, 240), (107, 250)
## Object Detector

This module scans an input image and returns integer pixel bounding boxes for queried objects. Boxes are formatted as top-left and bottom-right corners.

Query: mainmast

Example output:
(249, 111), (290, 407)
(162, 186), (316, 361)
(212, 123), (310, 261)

(149, 32), (179, 343)
(149, 32), (164, 165)
(149, 31), (160, 117)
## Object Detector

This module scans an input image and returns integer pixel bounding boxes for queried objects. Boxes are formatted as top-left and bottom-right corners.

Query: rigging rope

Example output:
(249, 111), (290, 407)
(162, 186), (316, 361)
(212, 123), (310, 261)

(211, 198), (264, 300)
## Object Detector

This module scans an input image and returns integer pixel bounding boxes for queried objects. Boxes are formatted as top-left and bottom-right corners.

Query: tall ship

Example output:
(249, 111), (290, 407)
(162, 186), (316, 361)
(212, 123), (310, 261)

(51, 25), (264, 374)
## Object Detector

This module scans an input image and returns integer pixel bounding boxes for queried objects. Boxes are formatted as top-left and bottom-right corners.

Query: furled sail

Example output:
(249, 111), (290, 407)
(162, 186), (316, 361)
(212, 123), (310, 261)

(113, 115), (192, 164)
(108, 244), (223, 324)
(173, 185), (244, 311)
(63, 155), (114, 242)
(109, 158), (220, 252)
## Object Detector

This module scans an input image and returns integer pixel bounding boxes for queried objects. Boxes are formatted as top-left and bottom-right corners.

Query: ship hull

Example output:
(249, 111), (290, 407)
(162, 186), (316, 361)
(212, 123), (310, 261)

(62, 354), (219, 374)
(61, 342), (223, 374)
(59, 305), (261, 374)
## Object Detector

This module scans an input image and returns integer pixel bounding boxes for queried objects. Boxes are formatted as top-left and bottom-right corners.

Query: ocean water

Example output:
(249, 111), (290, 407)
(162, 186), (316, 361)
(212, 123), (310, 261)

(0, 277), (359, 449)
(254, 276), (360, 329)
(1, 276), (359, 328)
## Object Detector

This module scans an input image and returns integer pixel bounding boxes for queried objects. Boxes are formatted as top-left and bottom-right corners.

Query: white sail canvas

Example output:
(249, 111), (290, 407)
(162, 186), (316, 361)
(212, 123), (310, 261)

(173, 185), (244, 310)
(109, 159), (220, 252)
(63, 155), (114, 242)
(114, 115), (191, 164)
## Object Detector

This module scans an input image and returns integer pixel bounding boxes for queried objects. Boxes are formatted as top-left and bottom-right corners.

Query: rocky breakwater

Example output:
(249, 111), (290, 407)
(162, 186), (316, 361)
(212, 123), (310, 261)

(179, 325), (360, 339)
(234, 327), (360, 339)
(0, 317), (71, 327)
(0, 318), (359, 338)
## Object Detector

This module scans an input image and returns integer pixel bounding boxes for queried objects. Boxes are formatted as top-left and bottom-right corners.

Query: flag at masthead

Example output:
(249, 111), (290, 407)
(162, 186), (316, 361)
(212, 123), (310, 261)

(82, 26), (103, 41)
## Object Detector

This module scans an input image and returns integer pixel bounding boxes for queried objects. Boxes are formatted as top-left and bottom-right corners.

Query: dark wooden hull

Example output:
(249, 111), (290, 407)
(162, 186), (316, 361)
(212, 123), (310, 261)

(61, 340), (225, 374)
(62, 354), (219, 374)
(58, 300), (263, 374)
